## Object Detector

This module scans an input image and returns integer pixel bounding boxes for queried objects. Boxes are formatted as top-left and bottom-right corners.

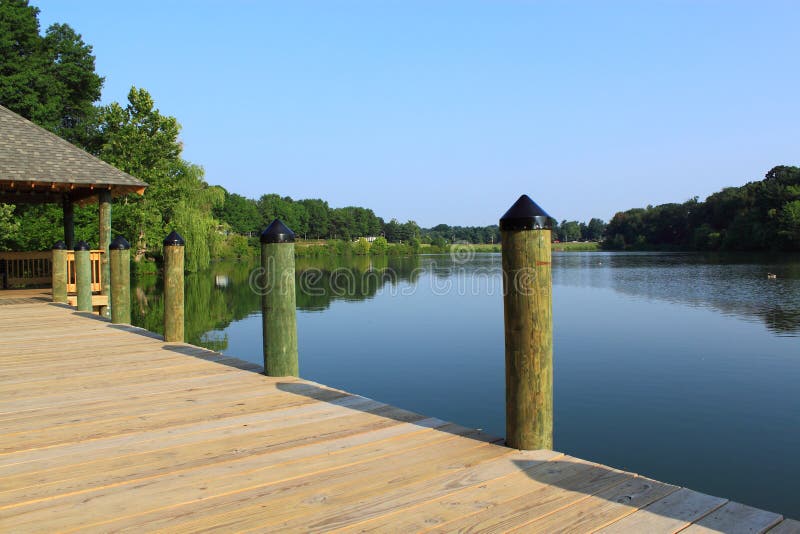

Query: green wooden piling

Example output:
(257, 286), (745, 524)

(98, 190), (112, 317)
(110, 236), (131, 324)
(260, 219), (298, 377)
(500, 194), (554, 450)
(163, 231), (185, 342)
(51, 241), (68, 303)
(74, 241), (92, 312)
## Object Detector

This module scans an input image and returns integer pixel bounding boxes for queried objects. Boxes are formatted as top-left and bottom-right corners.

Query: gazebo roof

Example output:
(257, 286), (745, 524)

(0, 104), (147, 204)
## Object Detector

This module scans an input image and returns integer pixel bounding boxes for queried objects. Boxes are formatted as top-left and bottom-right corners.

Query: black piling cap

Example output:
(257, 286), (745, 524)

(260, 219), (295, 244)
(74, 240), (90, 251)
(52, 240), (67, 250)
(499, 194), (553, 231)
(110, 236), (131, 250)
(163, 230), (185, 247)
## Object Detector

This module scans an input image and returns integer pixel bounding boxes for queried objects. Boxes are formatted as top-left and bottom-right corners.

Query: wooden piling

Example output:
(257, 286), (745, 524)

(51, 241), (68, 303)
(260, 219), (298, 377)
(74, 241), (92, 313)
(163, 231), (185, 343)
(98, 190), (112, 318)
(110, 236), (131, 324)
(500, 194), (554, 450)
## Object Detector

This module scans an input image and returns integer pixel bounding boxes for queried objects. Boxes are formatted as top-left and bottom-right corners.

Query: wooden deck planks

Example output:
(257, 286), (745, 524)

(0, 299), (793, 532)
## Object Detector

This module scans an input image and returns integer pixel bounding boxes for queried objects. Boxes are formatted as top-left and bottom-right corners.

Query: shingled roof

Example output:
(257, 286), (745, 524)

(0, 104), (147, 203)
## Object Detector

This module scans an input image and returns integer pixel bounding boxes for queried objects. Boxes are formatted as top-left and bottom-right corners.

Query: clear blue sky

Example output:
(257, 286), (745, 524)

(36, 1), (800, 227)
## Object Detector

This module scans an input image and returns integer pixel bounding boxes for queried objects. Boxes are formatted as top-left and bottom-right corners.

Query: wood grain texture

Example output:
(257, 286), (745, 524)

(260, 242), (298, 377)
(681, 501), (783, 534)
(163, 243), (184, 342)
(0, 299), (790, 533)
(501, 228), (552, 450)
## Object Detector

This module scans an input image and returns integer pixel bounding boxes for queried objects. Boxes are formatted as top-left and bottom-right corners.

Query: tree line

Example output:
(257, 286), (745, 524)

(604, 166), (800, 251)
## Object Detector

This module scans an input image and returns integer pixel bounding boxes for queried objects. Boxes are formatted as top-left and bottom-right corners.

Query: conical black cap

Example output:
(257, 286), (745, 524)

(110, 236), (131, 250)
(260, 219), (295, 244)
(499, 194), (553, 231)
(163, 230), (185, 246)
(74, 240), (90, 251)
(52, 240), (67, 250)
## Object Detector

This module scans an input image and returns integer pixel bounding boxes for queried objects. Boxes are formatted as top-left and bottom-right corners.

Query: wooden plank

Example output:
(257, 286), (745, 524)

(66, 294), (108, 307)
(0, 401), (427, 508)
(1, 384), (348, 454)
(338, 455), (618, 533)
(0, 371), (262, 415)
(0, 418), (491, 531)
(682, 501), (783, 534)
(597, 487), (727, 533)
(425, 460), (634, 533)
(0, 396), (402, 472)
(1, 380), (316, 432)
(769, 519), (800, 534)
(83, 429), (504, 532)
(275, 450), (573, 533)
(517, 476), (679, 533)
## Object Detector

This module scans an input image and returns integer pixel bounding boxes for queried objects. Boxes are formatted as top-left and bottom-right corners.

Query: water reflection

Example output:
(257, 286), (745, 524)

(131, 255), (422, 349)
(552, 252), (800, 336)
(131, 252), (800, 352)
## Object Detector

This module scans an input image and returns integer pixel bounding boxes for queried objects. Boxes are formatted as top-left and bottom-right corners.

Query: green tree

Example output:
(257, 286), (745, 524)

(370, 236), (388, 255)
(352, 237), (371, 255)
(0, 203), (19, 250)
(92, 87), (222, 270)
(0, 0), (103, 141)
(778, 200), (800, 249)
(214, 192), (260, 235)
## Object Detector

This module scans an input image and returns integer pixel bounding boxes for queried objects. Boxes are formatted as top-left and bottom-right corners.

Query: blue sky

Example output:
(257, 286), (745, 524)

(36, 1), (799, 227)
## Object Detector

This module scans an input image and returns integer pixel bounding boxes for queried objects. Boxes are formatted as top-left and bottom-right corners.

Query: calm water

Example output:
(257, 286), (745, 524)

(132, 252), (800, 517)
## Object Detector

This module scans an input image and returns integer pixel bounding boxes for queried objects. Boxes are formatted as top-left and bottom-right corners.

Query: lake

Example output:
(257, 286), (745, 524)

(131, 251), (800, 518)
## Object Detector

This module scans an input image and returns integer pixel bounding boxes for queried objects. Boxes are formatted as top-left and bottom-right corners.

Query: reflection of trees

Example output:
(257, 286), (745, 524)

(131, 262), (260, 351)
(553, 252), (800, 336)
(295, 255), (420, 311)
(131, 256), (423, 350)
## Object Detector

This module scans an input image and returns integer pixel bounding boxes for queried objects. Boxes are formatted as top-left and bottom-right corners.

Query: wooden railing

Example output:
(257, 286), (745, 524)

(0, 250), (103, 292)
(0, 251), (52, 287)
(66, 250), (104, 293)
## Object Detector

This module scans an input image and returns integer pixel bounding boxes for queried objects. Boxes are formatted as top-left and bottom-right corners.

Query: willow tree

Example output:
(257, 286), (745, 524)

(92, 87), (223, 270)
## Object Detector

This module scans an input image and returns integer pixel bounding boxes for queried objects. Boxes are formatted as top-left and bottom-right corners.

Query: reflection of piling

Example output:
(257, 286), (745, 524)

(110, 236), (131, 324)
(163, 231), (185, 342)
(51, 241), (68, 303)
(74, 241), (92, 312)
(500, 194), (553, 450)
(260, 219), (298, 377)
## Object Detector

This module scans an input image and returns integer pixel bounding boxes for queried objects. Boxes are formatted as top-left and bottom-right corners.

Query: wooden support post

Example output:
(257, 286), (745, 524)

(74, 241), (92, 312)
(163, 231), (185, 342)
(110, 236), (131, 324)
(62, 194), (74, 250)
(98, 190), (112, 317)
(500, 194), (554, 450)
(51, 241), (68, 303)
(260, 219), (298, 377)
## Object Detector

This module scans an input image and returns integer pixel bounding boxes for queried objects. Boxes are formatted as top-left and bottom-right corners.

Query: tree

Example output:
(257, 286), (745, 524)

(0, 0), (103, 141)
(0, 203), (19, 250)
(214, 192), (260, 235)
(778, 200), (800, 249)
(92, 87), (223, 270)
(352, 237), (371, 255)
(586, 218), (606, 241)
(370, 236), (388, 255)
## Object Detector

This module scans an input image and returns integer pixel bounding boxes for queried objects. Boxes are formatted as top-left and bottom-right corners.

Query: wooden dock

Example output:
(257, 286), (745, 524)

(0, 296), (797, 533)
